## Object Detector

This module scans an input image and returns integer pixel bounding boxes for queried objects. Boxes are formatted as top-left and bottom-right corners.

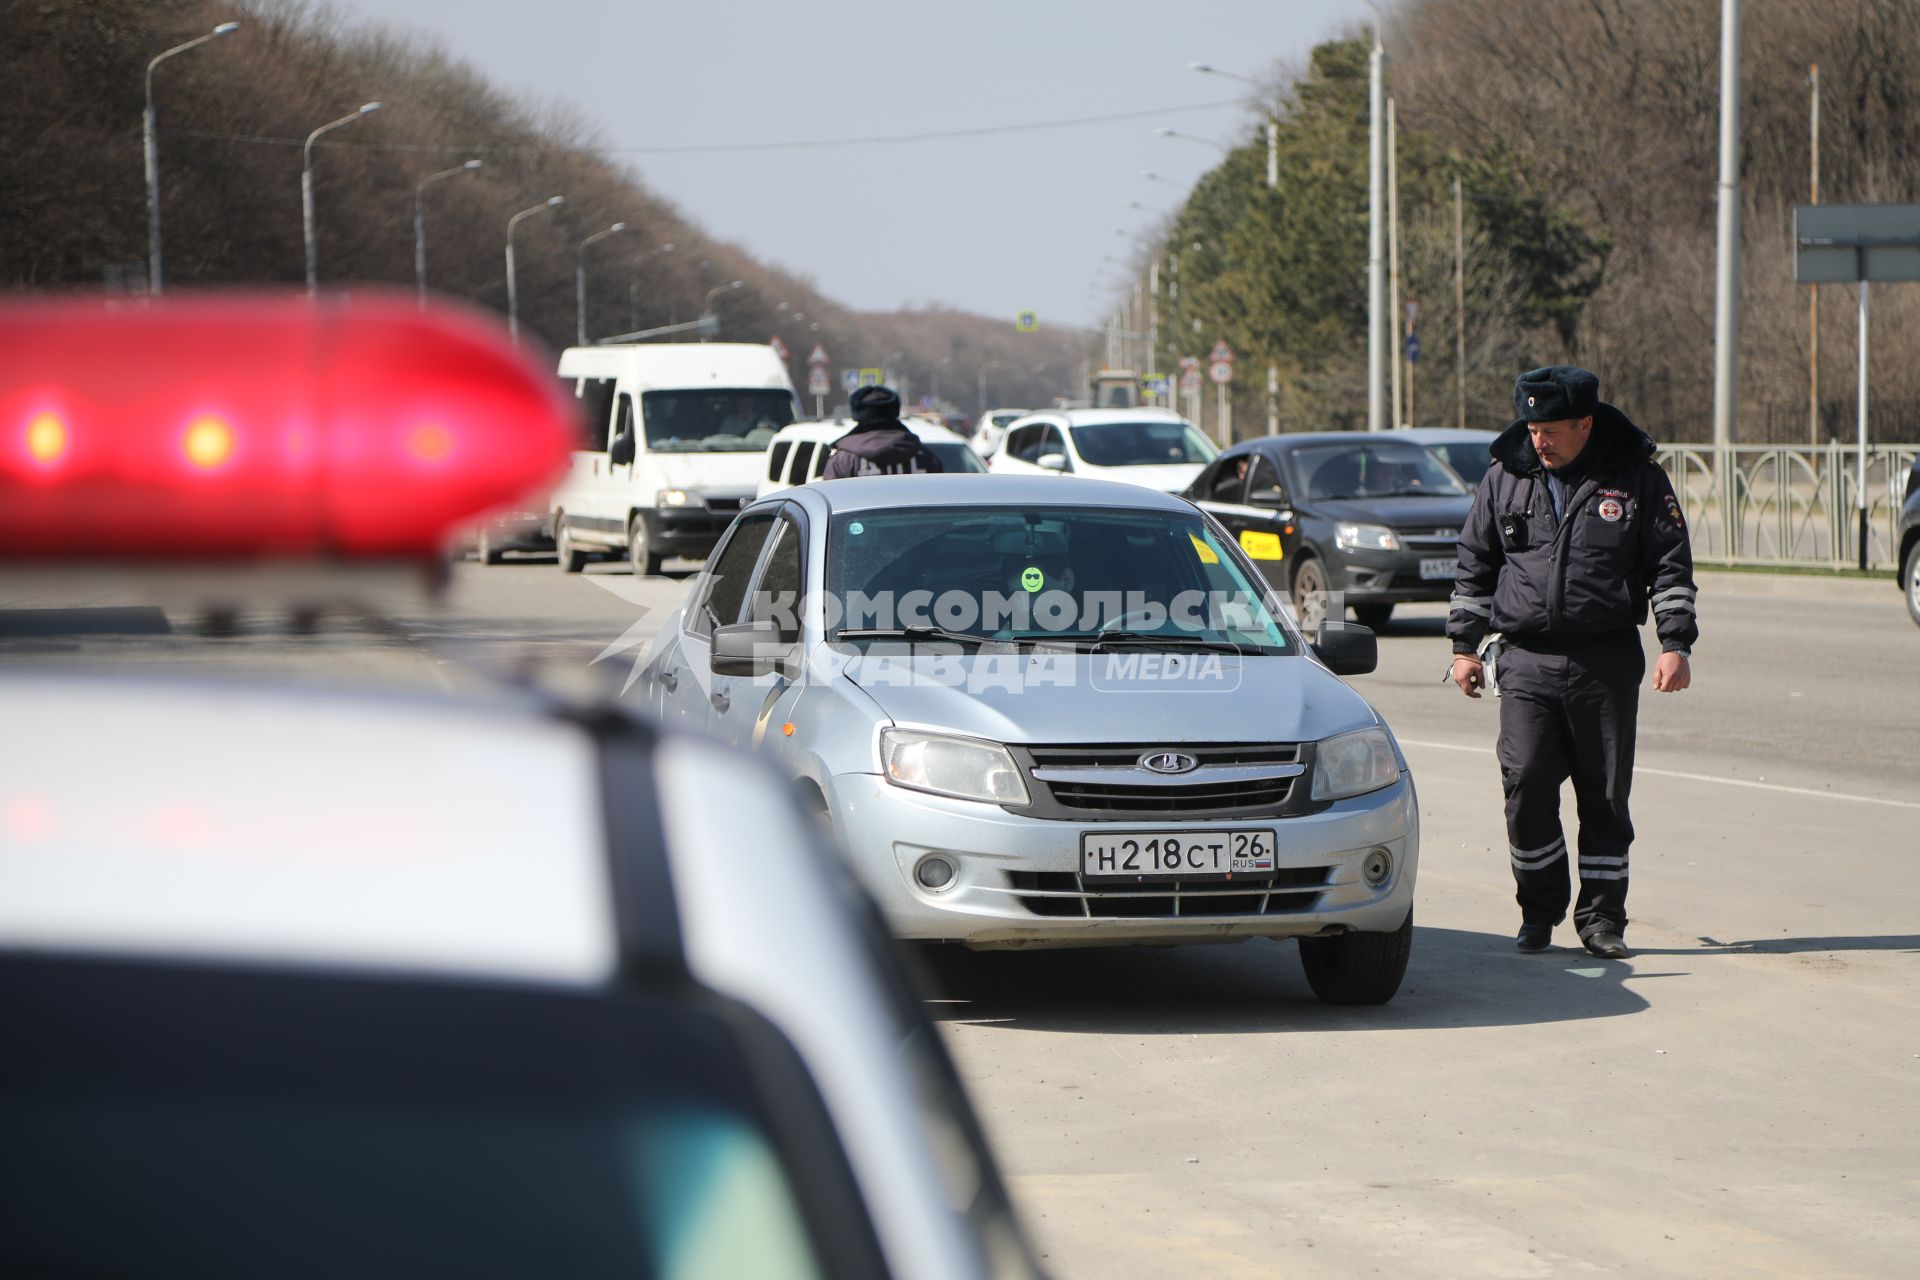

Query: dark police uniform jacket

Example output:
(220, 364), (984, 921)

(1447, 406), (1698, 657)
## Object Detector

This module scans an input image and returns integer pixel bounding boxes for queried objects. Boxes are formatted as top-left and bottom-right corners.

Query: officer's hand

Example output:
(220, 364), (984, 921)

(1653, 651), (1691, 693)
(1451, 655), (1485, 699)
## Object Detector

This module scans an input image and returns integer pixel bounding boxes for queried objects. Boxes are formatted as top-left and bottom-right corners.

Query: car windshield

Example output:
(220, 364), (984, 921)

(990, 412), (1024, 429)
(1425, 440), (1491, 486)
(1069, 421), (1218, 468)
(1, 964), (843, 1280)
(643, 389), (797, 453)
(926, 441), (988, 473)
(1288, 442), (1470, 500)
(825, 505), (1291, 652)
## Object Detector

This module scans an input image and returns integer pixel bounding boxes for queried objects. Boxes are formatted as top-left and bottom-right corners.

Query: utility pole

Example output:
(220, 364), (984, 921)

(1266, 118), (1280, 434)
(1266, 118), (1279, 191)
(1146, 258), (1160, 397)
(1387, 96), (1402, 431)
(1809, 62), (1821, 446)
(1367, 32), (1387, 432)
(1711, 0), (1742, 455)
(1454, 175), (1467, 429)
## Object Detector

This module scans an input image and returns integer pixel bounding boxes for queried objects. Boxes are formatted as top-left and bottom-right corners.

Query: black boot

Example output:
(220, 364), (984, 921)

(1516, 922), (1552, 952)
(1582, 931), (1630, 959)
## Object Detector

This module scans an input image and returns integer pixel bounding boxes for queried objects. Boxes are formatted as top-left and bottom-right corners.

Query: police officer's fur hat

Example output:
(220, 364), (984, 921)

(1513, 365), (1599, 423)
(850, 384), (902, 425)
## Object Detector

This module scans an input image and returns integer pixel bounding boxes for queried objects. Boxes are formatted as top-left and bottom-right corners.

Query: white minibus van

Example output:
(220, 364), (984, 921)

(550, 343), (799, 574)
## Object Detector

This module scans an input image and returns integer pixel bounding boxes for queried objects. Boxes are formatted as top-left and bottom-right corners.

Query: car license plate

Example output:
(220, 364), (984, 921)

(1082, 829), (1277, 880)
(1420, 556), (1455, 579)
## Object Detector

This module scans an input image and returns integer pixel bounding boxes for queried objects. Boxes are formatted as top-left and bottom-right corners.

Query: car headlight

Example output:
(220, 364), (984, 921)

(880, 728), (1030, 806)
(1335, 522), (1402, 552)
(656, 488), (693, 508)
(1310, 727), (1400, 801)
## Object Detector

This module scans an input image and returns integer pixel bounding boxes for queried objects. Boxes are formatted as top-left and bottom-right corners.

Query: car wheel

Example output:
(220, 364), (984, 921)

(555, 514), (589, 574)
(476, 529), (504, 566)
(629, 516), (664, 577)
(1353, 603), (1393, 629)
(1291, 557), (1330, 631)
(1298, 909), (1412, 1005)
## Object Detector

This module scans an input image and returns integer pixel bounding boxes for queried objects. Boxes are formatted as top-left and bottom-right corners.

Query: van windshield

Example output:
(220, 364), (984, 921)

(643, 389), (796, 453)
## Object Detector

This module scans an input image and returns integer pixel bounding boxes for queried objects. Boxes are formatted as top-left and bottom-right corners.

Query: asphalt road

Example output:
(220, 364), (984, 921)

(5, 559), (1916, 1277)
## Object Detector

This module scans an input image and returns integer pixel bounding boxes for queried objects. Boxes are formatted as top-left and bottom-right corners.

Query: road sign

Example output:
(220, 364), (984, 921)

(1794, 203), (1920, 283)
(859, 367), (884, 387)
(808, 344), (829, 366)
(1209, 360), (1234, 385)
(1015, 311), (1039, 333)
(842, 369), (861, 393)
(1404, 333), (1421, 363)
(1405, 299), (1420, 331)
(769, 335), (788, 361)
(1179, 369), (1201, 393)
(808, 368), (831, 397)
(1178, 355), (1201, 372)
(1144, 375), (1171, 396)
(1209, 340), (1234, 364)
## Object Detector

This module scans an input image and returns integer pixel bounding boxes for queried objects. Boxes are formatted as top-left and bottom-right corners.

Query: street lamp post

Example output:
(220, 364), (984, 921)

(1155, 127), (1231, 154)
(505, 196), (565, 343)
(303, 101), (382, 295)
(144, 21), (239, 294)
(575, 221), (628, 345)
(414, 159), (481, 304)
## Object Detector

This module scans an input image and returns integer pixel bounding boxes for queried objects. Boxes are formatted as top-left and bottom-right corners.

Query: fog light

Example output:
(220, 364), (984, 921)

(915, 855), (957, 892)
(1362, 848), (1393, 886)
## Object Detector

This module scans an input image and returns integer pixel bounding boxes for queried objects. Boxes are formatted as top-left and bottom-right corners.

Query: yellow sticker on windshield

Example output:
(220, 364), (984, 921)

(1239, 529), (1284, 560)
(1188, 533), (1220, 564)
(1020, 566), (1045, 593)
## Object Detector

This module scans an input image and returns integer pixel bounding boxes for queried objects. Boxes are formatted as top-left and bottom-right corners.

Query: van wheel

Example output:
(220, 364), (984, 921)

(1298, 910), (1412, 1005)
(555, 515), (589, 574)
(1906, 540), (1920, 628)
(629, 517), (664, 577)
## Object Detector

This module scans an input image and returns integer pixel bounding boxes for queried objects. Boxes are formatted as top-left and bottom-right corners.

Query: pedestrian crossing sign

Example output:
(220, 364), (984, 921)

(1015, 311), (1039, 333)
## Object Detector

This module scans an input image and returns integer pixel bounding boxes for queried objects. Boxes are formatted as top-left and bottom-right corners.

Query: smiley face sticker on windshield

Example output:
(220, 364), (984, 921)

(1020, 566), (1045, 593)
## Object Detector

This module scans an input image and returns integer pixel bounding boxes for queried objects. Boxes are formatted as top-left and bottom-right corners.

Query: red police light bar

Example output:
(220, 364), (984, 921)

(0, 292), (572, 561)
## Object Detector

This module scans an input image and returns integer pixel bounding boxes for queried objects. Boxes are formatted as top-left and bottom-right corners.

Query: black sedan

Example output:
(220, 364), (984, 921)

(1899, 455), (1920, 627)
(1185, 433), (1474, 628)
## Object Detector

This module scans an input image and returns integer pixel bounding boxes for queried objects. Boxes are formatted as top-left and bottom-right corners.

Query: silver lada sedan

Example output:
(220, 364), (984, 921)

(640, 475), (1418, 1003)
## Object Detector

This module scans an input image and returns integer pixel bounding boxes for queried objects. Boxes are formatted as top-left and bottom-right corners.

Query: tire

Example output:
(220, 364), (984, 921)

(628, 516), (664, 577)
(1352, 603), (1393, 629)
(1298, 909), (1413, 1005)
(476, 529), (504, 565)
(554, 513), (589, 574)
(1291, 556), (1330, 631)
(1906, 539), (1920, 629)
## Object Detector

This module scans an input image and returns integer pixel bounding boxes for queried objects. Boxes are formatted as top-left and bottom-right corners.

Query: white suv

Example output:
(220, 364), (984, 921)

(987, 407), (1217, 494)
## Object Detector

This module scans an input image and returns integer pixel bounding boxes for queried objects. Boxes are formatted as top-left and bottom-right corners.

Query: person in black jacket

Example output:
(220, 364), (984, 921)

(1447, 365), (1696, 960)
(820, 385), (945, 480)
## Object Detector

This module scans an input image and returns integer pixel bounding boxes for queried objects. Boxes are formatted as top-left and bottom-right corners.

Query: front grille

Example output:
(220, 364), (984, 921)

(704, 496), (745, 513)
(1013, 742), (1308, 820)
(1397, 526), (1462, 549)
(1008, 868), (1330, 918)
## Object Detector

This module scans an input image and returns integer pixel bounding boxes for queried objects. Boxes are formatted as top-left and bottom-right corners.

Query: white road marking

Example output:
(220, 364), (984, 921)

(1396, 737), (1920, 811)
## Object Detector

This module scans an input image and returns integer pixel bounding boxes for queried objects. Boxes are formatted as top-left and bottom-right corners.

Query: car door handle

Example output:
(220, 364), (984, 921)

(710, 691), (730, 713)
(657, 669), (678, 693)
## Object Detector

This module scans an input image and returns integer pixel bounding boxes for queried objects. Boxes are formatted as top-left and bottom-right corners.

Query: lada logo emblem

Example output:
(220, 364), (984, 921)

(1141, 751), (1199, 774)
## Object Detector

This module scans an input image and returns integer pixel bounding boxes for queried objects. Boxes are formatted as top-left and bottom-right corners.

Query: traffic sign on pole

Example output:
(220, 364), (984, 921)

(1015, 311), (1039, 333)
(769, 335), (788, 361)
(808, 343), (830, 367)
(808, 368), (831, 396)
(1209, 360), (1234, 385)
(1404, 333), (1421, 363)
(1209, 339), (1235, 365)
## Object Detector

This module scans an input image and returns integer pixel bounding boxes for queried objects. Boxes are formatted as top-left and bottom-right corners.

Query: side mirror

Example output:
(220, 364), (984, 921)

(1036, 452), (1070, 472)
(711, 620), (794, 677)
(1310, 622), (1377, 676)
(609, 430), (636, 467)
(1248, 485), (1289, 510)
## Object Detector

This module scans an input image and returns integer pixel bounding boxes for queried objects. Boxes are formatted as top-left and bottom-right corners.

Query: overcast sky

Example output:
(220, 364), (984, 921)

(330, 0), (1373, 328)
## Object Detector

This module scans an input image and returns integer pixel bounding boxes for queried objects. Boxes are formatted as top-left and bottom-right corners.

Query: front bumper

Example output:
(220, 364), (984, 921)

(826, 771), (1418, 948)
(643, 504), (742, 557)
(1329, 548), (1457, 604)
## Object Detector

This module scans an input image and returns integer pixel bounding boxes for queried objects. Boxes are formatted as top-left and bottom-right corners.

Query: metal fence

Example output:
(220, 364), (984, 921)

(1657, 444), (1918, 570)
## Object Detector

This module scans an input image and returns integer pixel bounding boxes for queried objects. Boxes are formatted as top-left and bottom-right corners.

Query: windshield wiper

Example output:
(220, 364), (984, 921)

(834, 626), (997, 647)
(1055, 630), (1251, 654)
(1369, 488), (1461, 498)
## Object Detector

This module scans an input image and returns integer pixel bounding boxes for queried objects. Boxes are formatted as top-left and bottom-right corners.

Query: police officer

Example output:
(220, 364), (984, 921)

(820, 385), (945, 479)
(1447, 366), (1697, 960)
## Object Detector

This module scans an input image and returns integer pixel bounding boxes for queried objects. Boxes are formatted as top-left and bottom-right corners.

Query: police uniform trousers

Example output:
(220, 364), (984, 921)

(1495, 630), (1642, 939)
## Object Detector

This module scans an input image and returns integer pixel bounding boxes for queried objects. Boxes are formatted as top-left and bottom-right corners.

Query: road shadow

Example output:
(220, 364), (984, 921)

(0, 607), (172, 637)
(1366, 614), (1446, 640)
(1639, 934), (1920, 957)
(915, 924), (1660, 1035)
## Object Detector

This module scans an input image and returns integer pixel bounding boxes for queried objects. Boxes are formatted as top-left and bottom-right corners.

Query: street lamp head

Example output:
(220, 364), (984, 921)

(727, 279), (743, 289)
(1188, 62), (1213, 73)
(358, 101), (382, 115)
(660, 243), (674, 253)
(213, 22), (240, 36)
(609, 221), (626, 232)
(546, 195), (565, 208)
(1155, 128), (1175, 137)
(461, 159), (483, 170)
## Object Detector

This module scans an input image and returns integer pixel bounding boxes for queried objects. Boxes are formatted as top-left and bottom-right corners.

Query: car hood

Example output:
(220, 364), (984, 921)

(1306, 494), (1474, 527)
(1081, 462), (1207, 494)
(835, 649), (1380, 746)
(655, 452), (765, 495)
